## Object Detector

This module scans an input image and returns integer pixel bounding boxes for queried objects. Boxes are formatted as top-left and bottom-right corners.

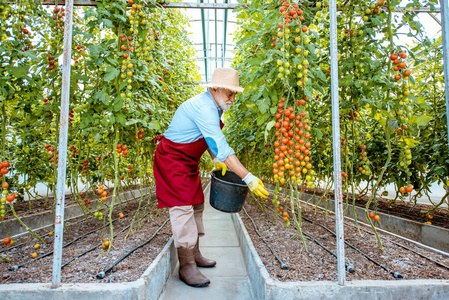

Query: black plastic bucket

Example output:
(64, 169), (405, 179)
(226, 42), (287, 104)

(210, 169), (249, 213)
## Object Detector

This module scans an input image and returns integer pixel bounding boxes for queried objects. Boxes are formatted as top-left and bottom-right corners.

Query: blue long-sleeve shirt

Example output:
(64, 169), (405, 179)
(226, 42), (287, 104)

(163, 90), (235, 162)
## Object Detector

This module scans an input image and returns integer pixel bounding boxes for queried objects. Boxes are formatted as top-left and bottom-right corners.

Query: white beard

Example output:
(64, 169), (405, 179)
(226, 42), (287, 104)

(217, 94), (232, 112)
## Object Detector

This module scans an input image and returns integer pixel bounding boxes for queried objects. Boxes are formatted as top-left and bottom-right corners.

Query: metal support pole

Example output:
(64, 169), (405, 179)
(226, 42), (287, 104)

(200, 0), (208, 81)
(329, 0), (345, 286)
(222, 0), (228, 67)
(441, 0), (449, 154)
(214, 0), (217, 69)
(51, 0), (74, 288)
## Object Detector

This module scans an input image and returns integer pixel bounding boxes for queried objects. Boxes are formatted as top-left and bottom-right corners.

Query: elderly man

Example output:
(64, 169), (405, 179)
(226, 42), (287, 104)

(153, 68), (268, 288)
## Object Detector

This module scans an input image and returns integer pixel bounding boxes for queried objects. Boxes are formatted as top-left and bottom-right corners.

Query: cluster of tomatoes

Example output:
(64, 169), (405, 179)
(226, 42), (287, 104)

(119, 33), (135, 100)
(51, 6), (65, 28)
(274, 0), (311, 88)
(392, 50), (415, 192)
(101, 237), (110, 250)
(1, 162), (15, 220)
(399, 185), (413, 195)
(42, 96), (53, 106)
(368, 212), (381, 222)
(117, 144), (129, 158)
(362, 0), (384, 22)
(69, 145), (79, 158)
(391, 51), (412, 81)
(47, 52), (57, 72)
(81, 192), (92, 209)
(82, 159), (89, 175)
(134, 128), (145, 142)
(44, 144), (58, 167)
(277, 206), (290, 223)
(73, 43), (85, 64)
(272, 98), (316, 189)
(97, 183), (108, 203)
(94, 184), (105, 221)
(357, 144), (371, 176)
(2, 237), (14, 246)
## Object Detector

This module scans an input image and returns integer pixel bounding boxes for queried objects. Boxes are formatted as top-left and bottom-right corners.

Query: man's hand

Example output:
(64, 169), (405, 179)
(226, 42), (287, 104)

(243, 173), (269, 198)
(248, 178), (269, 198)
(213, 158), (227, 176)
(215, 161), (227, 176)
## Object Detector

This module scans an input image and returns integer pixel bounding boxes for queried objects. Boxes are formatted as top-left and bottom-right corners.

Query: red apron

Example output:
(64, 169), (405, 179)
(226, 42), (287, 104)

(153, 136), (209, 208)
(153, 122), (224, 208)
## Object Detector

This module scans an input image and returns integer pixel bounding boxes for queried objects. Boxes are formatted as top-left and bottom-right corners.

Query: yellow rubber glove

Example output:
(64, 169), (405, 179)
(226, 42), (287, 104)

(215, 162), (227, 176)
(247, 178), (269, 198)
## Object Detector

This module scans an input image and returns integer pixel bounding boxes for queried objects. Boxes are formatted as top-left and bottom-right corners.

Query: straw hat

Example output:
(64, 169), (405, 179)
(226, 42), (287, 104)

(201, 68), (244, 93)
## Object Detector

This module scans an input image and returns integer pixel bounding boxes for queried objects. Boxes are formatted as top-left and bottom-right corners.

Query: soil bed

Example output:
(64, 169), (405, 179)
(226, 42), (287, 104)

(240, 194), (449, 282)
(0, 193), (171, 284)
(301, 187), (449, 229)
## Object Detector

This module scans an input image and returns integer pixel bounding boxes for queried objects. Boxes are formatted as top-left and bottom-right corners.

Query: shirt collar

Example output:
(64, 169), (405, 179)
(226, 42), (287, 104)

(205, 89), (223, 116)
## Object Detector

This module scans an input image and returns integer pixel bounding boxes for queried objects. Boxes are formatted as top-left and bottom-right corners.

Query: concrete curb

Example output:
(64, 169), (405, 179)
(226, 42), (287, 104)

(0, 187), (152, 238)
(231, 212), (449, 300)
(0, 237), (174, 300)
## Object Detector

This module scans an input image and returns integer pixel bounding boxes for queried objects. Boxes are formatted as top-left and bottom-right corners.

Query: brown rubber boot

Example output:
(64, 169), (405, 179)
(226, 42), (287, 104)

(177, 247), (210, 287)
(194, 238), (216, 268)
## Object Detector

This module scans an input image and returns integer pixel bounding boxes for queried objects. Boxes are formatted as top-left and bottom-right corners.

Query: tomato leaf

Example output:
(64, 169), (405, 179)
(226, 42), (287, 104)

(113, 97), (123, 112)
(7, 66), (30, 78)
(264, 120), (276, 143)
(104, 67), (119, 81)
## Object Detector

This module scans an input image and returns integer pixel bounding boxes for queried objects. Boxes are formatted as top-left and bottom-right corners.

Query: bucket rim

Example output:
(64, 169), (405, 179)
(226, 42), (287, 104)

(210, 169), (247, 188)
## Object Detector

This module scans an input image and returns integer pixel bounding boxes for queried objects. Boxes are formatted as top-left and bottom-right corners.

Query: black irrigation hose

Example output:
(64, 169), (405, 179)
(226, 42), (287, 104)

(303, 200), (449, 273)
(300, 230), (355, 273)
(1, 191), (154, 254)
(341, 215), (449, 271)
(299, 215), (401, 278)
(96, 218), (170, 279)
(0, 213), (93, 254)
(61, 206), (157, 269)
(265, 206), (355, 273)
(242, 207), (288, 270)
(8, 214), (124, 271)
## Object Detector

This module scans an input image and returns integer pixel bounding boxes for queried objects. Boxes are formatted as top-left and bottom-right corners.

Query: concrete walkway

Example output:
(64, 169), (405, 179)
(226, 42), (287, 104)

(158, 186), (253, 300)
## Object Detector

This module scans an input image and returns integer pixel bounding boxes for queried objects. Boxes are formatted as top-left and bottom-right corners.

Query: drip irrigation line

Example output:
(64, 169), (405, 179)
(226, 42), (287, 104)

(242, 207), (288, 270)
(300, 230), (355, 273)
(300, 214), (402, 278)
(342, 215), (449, 271)
(96, 218), (170, 279)
(265, 205), (355, 273)
(8, 214), (125, 271)
(0, 213), (93, 255)
(61, 207), (157, 269)
(300, 199), (449, 272)
(1, 195), (155, 255)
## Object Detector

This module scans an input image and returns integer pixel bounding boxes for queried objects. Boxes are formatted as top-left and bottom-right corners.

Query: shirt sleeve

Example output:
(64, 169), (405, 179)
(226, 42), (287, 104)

(192, 105), (235, 162)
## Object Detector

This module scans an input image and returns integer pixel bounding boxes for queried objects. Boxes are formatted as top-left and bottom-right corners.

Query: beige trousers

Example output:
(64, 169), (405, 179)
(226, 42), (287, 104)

(168, 202), (205, 249)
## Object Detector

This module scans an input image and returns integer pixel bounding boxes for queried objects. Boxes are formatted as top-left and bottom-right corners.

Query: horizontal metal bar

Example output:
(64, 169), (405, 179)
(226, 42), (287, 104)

(42, 0), (97, 6)
(195, 57), (233, 60)
(189, 19), (238, 24)
(40, 1), (441, 13)
(164, 2), (241, 9)
(395, 5), (441, 13)
(41, 0), (242, 9)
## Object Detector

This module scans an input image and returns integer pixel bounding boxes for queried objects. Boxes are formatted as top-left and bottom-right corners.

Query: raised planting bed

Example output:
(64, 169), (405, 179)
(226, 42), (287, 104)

(297, 190), (449, 253)
(0, 185), (151, 238)
(233, 194), (449, 299)
(0, 193), (171, 284)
